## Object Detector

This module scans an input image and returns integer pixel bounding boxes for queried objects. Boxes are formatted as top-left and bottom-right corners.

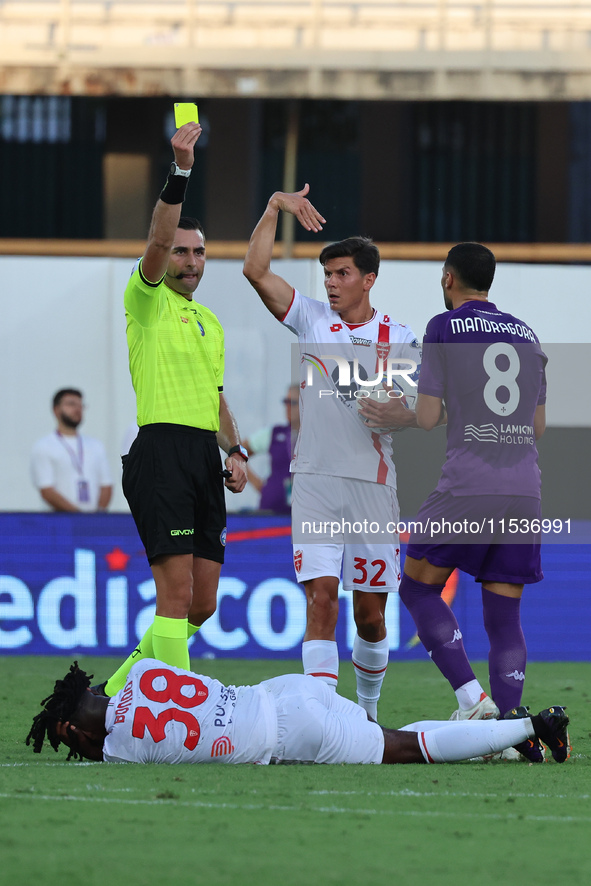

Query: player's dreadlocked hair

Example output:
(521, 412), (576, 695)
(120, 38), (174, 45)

(26, 661), (93, 761)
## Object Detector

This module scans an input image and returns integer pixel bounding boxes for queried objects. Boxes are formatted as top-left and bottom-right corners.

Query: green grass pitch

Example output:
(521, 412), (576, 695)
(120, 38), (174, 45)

(2, 657), (590, 886)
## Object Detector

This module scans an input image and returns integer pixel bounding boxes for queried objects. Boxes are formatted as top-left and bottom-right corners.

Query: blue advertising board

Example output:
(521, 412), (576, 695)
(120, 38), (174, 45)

(0, 513), (589, 660)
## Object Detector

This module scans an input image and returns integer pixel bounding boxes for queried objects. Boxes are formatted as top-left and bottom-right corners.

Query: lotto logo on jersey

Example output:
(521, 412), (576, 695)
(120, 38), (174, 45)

(294, 549), (303, 573)
(330, 323), (342, 332)
(211, 736), (235, 757)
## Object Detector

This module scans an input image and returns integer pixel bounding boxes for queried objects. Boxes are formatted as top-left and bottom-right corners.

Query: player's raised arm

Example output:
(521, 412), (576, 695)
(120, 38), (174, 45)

(243, 184), (326, 320)
(141, 122), (202, 284)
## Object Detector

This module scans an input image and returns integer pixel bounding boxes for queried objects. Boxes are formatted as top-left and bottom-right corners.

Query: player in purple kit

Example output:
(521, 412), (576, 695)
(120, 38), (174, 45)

(398, 242), (549, 762)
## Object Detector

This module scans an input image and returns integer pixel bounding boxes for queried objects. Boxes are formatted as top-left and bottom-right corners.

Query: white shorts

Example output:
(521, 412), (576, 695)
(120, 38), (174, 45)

(261, 674), (384, 765)
(291, 473), (401, 592)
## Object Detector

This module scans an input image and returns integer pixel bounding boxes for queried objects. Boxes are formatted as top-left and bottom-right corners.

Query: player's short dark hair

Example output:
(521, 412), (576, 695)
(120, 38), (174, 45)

(53, 388), (83, 408)
(25, 661), (92, 761)
(178, 216), (205, 239)
(319, 237), (380, 278)
(445, 242), (496, 292)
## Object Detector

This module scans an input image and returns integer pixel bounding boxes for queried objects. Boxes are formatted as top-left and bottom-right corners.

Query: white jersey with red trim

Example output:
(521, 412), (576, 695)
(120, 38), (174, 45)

(102, 660), (276, 765)
(283, 289), (421, 487)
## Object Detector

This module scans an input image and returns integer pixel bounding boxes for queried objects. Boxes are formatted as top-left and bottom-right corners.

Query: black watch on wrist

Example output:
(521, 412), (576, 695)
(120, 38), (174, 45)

(228, 444), (248, 463)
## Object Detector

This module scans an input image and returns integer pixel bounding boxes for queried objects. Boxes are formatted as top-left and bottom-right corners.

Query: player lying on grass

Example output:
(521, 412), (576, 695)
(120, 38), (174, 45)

(26, 659), (570, 766)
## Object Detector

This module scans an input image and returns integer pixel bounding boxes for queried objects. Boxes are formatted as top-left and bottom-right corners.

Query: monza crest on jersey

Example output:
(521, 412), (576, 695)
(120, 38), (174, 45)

(376, 341), (391, 363)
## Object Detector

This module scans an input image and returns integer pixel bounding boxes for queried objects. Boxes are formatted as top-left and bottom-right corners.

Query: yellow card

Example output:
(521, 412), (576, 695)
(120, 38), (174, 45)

(174, 102), (199, 127)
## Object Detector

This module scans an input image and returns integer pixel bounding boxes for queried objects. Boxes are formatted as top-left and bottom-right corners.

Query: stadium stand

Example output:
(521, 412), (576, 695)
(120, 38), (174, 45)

(1, 1), (591, 99)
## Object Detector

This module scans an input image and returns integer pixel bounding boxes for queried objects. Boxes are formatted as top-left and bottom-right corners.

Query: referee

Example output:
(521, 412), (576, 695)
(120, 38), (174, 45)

(100, 121), (247, 697)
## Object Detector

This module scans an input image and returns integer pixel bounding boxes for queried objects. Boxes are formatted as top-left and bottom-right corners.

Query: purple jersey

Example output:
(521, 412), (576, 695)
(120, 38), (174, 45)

(259, 423), (292, 514)
(419, 301), (547, 497)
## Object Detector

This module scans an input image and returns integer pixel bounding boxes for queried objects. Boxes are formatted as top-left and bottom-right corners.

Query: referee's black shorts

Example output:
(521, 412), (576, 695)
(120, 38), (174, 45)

(122, 423), (227, 565)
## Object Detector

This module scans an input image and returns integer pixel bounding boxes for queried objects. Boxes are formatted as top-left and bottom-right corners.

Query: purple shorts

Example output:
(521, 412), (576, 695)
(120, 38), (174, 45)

(405, 490), (543, 585)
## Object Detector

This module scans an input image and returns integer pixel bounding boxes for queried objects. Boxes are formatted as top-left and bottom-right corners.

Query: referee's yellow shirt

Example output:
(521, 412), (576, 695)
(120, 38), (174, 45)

(125, 262), (224, 431)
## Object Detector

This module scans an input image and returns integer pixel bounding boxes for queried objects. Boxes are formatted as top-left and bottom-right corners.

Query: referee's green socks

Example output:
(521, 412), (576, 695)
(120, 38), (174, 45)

(151, 615), (190, 672)
(103, 618), (200, 696)
(187, 622), (200, 640)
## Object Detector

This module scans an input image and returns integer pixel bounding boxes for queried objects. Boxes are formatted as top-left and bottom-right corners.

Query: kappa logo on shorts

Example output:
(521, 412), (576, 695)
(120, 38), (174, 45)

(220, 527), (227, 547)
(294, 549), (303, 573)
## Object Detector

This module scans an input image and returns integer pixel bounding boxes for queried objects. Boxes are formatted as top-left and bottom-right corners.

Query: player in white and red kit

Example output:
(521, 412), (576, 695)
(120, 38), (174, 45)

(243, 185), (421, 718)
(27, 659), (571, 766)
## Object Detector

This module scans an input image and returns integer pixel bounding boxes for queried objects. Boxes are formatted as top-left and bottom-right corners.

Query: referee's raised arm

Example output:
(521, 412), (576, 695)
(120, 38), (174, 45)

(141, 121), (202, 284)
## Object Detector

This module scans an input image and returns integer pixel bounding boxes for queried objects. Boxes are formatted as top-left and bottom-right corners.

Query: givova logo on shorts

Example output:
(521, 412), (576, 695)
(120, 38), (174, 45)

(170, 528), (194, 536)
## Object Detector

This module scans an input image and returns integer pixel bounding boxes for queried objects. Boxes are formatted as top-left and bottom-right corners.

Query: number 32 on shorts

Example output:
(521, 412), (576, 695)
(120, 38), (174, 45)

(353, 557), (387, 587)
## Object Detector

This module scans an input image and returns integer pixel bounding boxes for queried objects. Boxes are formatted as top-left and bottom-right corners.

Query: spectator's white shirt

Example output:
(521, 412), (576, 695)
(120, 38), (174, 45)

(30, 432), (113, 511)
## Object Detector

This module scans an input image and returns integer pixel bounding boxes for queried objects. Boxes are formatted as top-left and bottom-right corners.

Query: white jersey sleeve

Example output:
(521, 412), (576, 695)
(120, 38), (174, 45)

(282, 289), (420, 487)
(102, 659), (277, 765)
(281, 287), (328, 336)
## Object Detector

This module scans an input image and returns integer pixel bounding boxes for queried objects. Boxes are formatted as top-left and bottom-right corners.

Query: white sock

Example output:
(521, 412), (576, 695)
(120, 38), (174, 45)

(400, 718), (535, 763)
(455, 679), (487, 709)
(352, 634), (389, 720)
(302, 640), (338, 690)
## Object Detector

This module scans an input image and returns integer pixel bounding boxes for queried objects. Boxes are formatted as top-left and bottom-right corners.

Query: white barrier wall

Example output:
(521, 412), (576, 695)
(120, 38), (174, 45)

(1, 254), (589, 512)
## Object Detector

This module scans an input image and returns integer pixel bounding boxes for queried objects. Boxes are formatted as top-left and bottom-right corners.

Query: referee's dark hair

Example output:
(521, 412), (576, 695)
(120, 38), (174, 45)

(445, 242), (496, 293)
(319, 237), (380, 278)
(178, 216), (205, 240)
(52, 388), (83, 409)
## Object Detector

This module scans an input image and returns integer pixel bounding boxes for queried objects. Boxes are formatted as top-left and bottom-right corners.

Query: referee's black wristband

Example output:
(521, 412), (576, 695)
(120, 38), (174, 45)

(160, 172), (189, 205)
